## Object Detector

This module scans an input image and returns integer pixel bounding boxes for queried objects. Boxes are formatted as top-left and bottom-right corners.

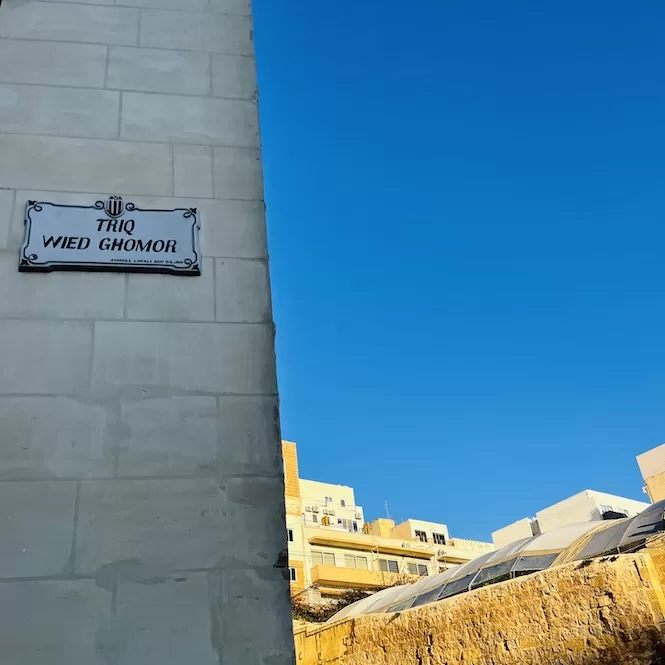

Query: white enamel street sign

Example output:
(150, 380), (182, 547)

(19, 197), (201, 276)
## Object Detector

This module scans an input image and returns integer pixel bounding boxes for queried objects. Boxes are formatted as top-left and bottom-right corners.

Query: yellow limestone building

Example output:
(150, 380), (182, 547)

(282, 442), (493, 602)
(637, 443), (665, 503)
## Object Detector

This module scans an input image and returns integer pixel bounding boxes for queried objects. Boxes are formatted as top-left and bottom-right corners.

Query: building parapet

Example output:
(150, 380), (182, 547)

(311, 565), (415, 590)
(306, 528), (434, 560)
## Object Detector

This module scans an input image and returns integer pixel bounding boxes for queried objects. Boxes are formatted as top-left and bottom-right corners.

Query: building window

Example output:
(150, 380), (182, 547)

(406, 562), (429, 576)
(404, 559), (430, 577)
(433, 532), (446, 545)
(312, 514), (318, 523)
(344, 554), (368, 570)
(379, 558), (399, 574)
(341, 499), (346, 507)
(311, 551), (335, 567)
(325, 496), (332, 504)
(287, 529), (294, 542)
(339, 518), (356, 531)
(289, 567), (297, 582)
(415, 530), (428, 543)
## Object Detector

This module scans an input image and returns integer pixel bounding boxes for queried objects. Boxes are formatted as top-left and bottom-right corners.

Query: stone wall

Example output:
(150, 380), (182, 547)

(294, 548), (665, 664)
(0, 0), (294, 662)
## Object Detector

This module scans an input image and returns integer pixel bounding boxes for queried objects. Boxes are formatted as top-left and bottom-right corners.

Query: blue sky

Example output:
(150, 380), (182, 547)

(253, 0), (665, 541)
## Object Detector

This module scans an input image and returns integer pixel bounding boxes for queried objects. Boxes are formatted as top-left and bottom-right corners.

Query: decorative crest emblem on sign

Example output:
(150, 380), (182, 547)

(104, 196), (124, 218)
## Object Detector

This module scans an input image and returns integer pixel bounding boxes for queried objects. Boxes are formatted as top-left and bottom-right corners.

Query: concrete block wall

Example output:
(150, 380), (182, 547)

(0, 0), (294, 662)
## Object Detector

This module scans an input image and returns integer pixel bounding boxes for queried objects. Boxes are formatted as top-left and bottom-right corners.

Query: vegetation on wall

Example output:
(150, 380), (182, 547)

(292, 576), (415, 623)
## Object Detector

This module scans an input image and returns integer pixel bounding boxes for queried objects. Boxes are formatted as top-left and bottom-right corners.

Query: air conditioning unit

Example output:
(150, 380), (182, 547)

(312, 506), (320, 513)
(437, 550), (446, 557)
(355, 513), (362, 520)
(305, 506), (312, 512)
(329, 510), (336, 516)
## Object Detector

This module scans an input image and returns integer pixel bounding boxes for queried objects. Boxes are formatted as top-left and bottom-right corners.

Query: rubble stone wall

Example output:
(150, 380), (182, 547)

(295, 549), (665, 665)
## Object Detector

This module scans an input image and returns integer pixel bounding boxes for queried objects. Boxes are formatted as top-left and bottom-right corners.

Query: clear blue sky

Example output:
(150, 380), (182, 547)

(253, 0), (665, 541)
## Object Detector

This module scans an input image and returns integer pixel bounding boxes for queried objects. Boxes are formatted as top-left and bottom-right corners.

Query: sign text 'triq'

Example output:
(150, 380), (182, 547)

(19, 197), (201, 276)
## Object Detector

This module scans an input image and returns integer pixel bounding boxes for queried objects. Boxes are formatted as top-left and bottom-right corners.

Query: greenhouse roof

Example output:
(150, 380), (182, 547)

(327, 499), (665, 622)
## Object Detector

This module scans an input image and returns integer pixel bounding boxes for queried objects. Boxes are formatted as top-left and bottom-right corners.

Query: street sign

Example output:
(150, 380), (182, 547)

(19, 197), (201, 276)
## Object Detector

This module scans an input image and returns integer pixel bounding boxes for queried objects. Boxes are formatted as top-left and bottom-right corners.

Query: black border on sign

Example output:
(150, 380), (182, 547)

(19, 200), (201, 276)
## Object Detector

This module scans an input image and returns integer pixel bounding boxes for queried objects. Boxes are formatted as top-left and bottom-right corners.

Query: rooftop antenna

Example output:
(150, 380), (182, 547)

(385, 499), (392, 520)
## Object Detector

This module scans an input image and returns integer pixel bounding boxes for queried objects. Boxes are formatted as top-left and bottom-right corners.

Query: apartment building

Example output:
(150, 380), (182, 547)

(492, 490), (649, 548)
(282, 441), (493, 602)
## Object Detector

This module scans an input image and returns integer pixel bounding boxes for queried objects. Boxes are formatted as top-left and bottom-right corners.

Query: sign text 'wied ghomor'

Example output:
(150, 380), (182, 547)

(19, 197), (201, 276)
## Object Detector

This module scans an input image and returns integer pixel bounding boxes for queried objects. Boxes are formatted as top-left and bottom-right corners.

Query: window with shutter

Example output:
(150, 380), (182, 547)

(379, 558), (399, 573)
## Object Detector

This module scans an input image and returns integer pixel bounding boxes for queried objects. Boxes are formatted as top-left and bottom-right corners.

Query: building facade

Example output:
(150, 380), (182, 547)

(283, 442), (493, 602)
(637, 443), (665, 503)
(0, 1), (293, 663)
(492, 490), (649, 548)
